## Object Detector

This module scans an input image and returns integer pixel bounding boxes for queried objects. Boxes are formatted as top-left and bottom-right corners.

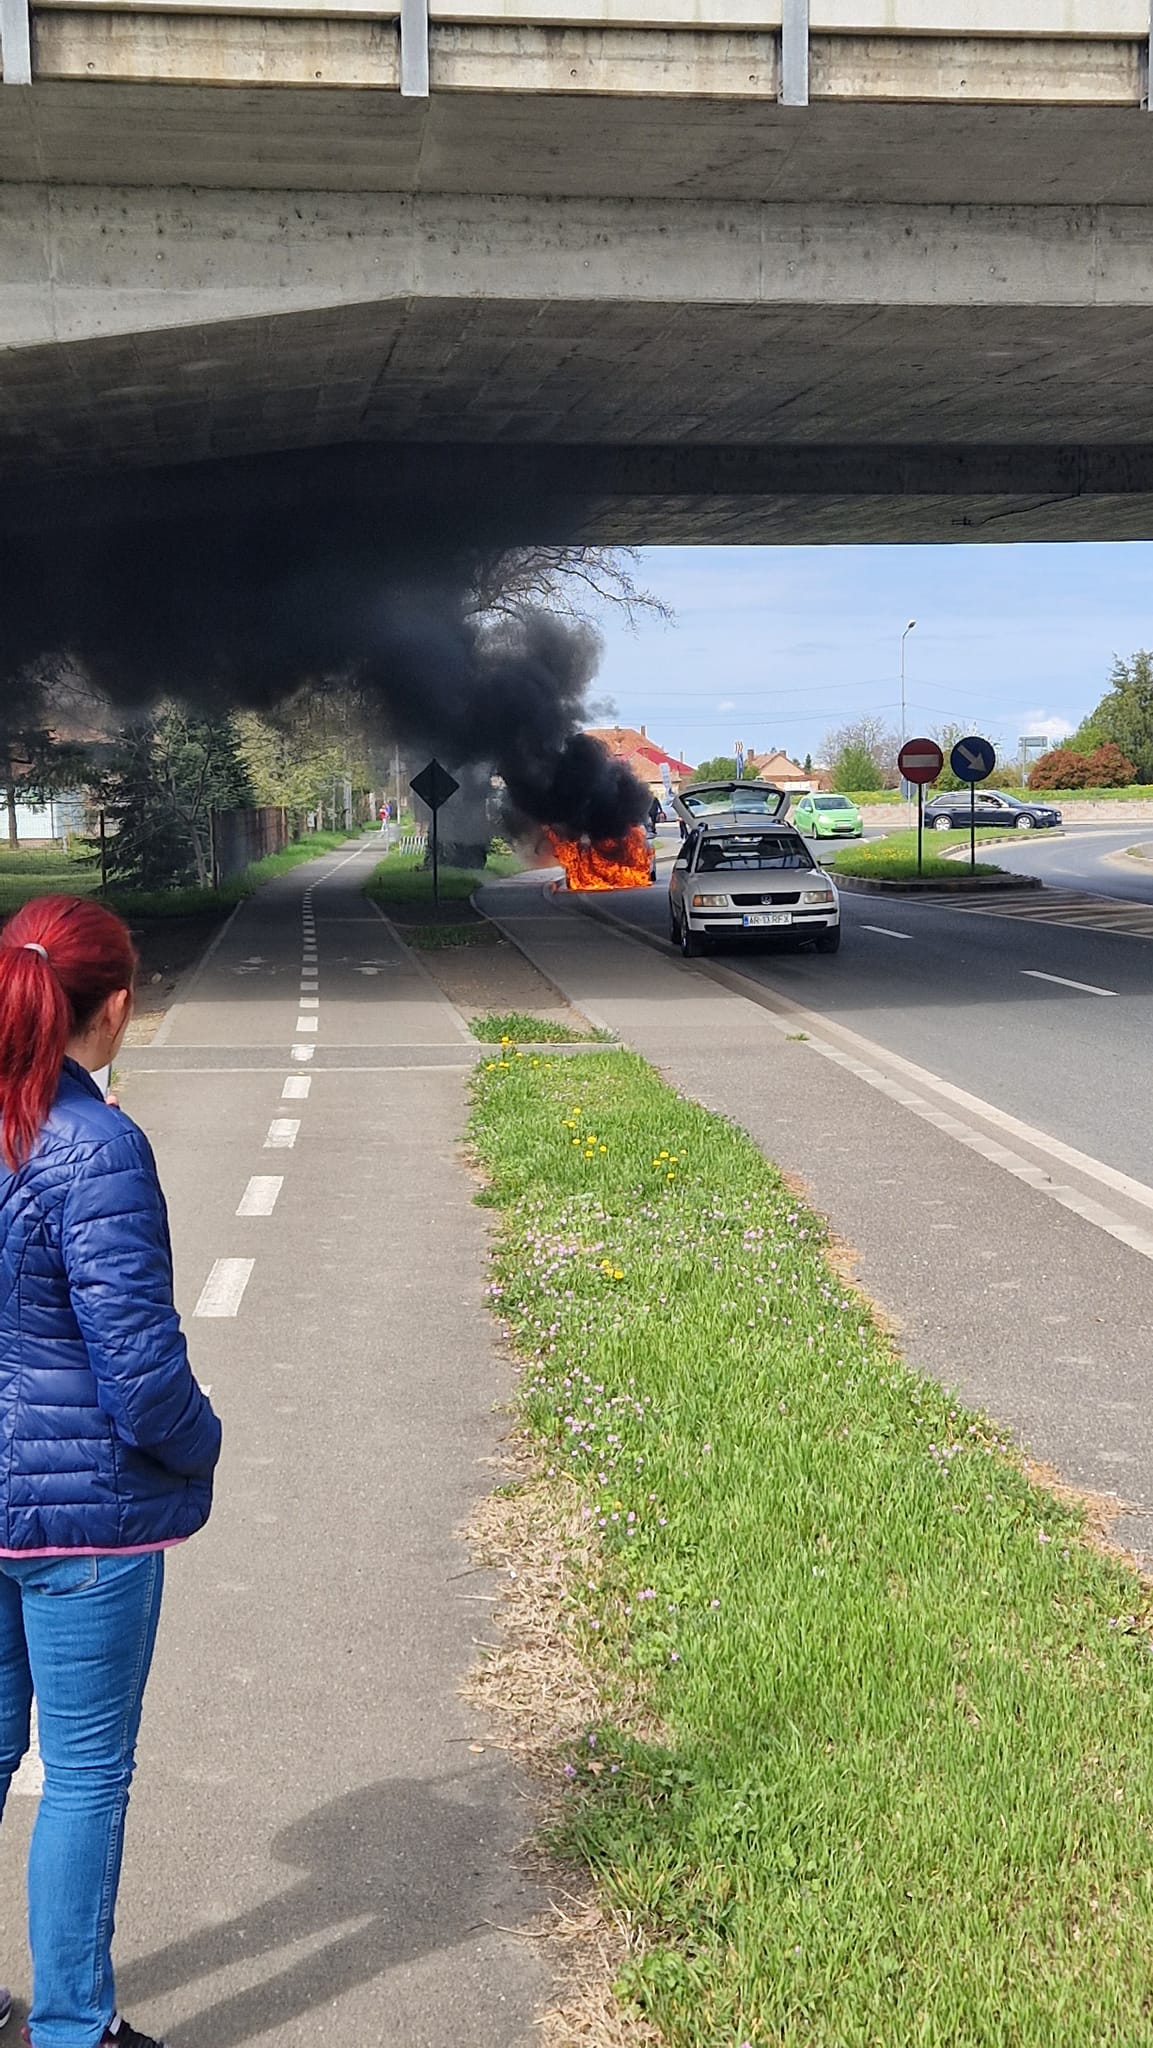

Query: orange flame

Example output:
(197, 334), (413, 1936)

(547, 825), (652, 892)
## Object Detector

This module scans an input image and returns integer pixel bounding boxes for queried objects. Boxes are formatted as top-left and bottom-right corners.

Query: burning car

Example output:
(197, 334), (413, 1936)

(667, 781), (840, 957)
(547, 823), (656, 891)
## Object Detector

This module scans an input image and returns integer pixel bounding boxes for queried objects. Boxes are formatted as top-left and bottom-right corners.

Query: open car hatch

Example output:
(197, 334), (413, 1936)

(672, 781), (792, 828)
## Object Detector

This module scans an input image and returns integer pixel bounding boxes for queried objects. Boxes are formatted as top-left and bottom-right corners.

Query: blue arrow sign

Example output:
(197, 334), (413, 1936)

(950, 735), (997, 784)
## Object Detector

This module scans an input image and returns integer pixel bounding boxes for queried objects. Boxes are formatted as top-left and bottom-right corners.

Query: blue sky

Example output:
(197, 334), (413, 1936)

(593, 543), (1152, 769)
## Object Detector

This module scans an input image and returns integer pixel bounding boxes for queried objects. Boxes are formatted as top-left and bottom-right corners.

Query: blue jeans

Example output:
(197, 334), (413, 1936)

(0, 1552), (165, 2048)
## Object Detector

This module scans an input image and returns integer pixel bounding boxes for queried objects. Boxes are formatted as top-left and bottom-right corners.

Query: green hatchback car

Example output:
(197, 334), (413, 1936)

(794, 793), (863, 839)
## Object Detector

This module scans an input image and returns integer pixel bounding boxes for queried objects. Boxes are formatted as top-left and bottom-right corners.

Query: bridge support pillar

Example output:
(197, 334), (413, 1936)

(400, 0), (429, 97)
(780, 0), (808, 107)
(0, 0), (31, 84)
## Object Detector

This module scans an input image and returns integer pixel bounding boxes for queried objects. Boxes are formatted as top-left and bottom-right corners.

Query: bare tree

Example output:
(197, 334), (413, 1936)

(465, 547), (671, 629)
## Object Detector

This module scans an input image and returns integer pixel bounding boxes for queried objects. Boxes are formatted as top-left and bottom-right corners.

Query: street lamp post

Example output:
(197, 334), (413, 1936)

(900, 619), (917, 745)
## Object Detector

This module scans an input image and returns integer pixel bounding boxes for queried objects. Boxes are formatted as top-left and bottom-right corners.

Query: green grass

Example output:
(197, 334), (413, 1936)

(365, 845), (523, 911)
(470, 1011), (598, 1043)
(471, 1049), (1153, 2046)
(832, 828), (1006, 882)
(0, 829), (362, 921)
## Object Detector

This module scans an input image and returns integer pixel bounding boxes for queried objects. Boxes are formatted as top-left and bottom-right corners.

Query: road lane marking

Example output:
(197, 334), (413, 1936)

(237, 1176), (284, 1216)
(291, 1044), (315, 1061)
(296, 1017), (319, 1032)
(264, 1119), (300, 1149)
(298, 996), (319, 1009)
(695, 963), (1153, 1261)
(862, 926), (912, 940)
(194, 1258), (254, 1318)
(282, 1075), (312, 1099)
(1022, 970), (1117, 997)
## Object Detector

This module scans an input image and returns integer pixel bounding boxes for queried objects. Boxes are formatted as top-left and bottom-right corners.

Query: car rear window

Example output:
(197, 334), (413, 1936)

(815, 796), (851, 810)
(695, 834), (813, 872)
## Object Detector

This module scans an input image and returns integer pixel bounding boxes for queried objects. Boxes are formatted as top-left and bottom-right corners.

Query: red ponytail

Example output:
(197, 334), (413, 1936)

(0, 896), (137, 1168)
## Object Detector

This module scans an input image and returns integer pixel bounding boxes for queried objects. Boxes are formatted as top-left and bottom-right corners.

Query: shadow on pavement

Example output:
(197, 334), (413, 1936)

(119, 1773), (521, 2043)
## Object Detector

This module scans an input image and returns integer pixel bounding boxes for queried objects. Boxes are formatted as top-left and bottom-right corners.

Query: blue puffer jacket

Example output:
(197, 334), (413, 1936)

(0, 1060), (221, 1553)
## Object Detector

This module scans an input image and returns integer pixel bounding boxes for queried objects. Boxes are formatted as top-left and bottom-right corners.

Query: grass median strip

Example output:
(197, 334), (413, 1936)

(471, 1048), (1153, 2047)
(471, 1011), (605, 1044)
(833, 828), (1005, 883)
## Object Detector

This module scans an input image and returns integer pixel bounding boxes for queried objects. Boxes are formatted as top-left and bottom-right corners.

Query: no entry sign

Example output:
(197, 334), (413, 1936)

(897, 738), (944, 787)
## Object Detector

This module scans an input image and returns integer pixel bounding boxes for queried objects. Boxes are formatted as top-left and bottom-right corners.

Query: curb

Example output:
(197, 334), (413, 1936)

(834, 872), (1044, 896)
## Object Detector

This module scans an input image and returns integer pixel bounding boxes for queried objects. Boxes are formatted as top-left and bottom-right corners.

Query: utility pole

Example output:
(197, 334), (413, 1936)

(900, 619), (917, 745)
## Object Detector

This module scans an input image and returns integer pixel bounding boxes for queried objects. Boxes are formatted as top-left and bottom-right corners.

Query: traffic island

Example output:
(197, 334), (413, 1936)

(832, 827), (1044, 893)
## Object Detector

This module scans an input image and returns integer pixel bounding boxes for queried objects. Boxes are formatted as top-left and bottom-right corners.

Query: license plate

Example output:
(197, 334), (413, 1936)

(742, 912), (792, 928)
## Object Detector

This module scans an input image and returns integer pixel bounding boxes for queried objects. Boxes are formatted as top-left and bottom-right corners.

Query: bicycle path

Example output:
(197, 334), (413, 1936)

(0, 840), (544, 2047)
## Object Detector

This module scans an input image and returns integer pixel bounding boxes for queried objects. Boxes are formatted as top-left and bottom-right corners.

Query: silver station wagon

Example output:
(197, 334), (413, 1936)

(667, 782), (841, 958)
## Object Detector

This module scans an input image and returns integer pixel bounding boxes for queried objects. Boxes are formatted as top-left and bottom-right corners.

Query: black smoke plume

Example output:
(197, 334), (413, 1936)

(0, 494), (651, 843)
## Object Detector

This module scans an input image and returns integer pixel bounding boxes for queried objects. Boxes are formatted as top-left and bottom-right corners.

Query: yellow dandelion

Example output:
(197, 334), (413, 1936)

(599, 1145), (608, 1154)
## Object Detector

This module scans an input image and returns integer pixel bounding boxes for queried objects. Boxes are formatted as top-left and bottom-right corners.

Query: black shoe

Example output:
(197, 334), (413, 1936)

(23, 2021), (167, 2048)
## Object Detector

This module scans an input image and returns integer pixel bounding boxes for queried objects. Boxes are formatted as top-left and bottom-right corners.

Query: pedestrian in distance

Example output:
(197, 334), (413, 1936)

(647, 795), (663, 831)
(378, 799), (391, 838)
(0, 896), (222, 2048)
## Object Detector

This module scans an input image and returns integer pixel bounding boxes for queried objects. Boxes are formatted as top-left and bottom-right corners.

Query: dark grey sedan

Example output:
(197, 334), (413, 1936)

(922, 789), (1062, 832)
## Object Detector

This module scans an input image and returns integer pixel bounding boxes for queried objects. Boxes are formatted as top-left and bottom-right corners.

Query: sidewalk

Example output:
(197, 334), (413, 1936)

(0, 840), (544, 2047)
(477, 871), (1153, 1566)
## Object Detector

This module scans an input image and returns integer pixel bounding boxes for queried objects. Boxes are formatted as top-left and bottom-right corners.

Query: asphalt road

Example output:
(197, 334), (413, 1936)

(614, 825), (1153, 1188)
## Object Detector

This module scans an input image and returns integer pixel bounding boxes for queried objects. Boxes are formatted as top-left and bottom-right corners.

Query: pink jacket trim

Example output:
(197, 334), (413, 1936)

(0, 1538), (188, 1559)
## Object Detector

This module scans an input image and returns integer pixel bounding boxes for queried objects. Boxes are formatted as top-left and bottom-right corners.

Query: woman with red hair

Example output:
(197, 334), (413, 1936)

(0, 896), (221, 2048)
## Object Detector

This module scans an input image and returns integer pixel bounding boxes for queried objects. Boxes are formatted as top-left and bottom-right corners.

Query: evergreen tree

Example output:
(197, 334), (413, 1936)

(100, 704), (252, 888)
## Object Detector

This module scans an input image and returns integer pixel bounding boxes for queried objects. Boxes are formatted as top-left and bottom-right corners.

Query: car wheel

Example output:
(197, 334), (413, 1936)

(816, 927), (842, 955)
(668, 902), (681, 943)
(1015, 814), (1035, 830)
(678, 911), (704, 959)
(932, 816), (954, 832)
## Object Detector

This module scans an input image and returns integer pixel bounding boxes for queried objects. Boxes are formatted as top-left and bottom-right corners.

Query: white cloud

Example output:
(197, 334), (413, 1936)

(1015, 711), (1076, 742)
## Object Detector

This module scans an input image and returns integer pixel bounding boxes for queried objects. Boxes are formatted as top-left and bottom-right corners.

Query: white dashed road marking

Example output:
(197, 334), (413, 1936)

(1022, 970), (1118, 997)
(194, 1259), (255, 1318)
(862, 926), (912, 940)
(298, 997), (319, 1009)
(237, 1176), (284, 1217)
(291, 1044), (315, 1061)
(296, 1017), (319, 1033)
(282, 1075), (311, 1100)
(264, 1119), (300, 1149)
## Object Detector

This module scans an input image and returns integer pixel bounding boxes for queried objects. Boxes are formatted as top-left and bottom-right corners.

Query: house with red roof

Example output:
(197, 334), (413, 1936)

(584, 726), (696, 798)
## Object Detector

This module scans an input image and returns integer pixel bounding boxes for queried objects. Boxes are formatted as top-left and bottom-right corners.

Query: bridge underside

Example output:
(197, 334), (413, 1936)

(4, 90), (1153, 543)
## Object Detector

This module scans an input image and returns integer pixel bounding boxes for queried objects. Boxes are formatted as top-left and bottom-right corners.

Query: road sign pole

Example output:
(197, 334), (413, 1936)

(918, 784), (924, 877)
(970, 783), (976, 874)
(431, 804), (440, 911)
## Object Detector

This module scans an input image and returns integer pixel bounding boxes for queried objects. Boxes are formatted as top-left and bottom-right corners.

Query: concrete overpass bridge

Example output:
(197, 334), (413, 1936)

(3, 2), (1153, 543)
